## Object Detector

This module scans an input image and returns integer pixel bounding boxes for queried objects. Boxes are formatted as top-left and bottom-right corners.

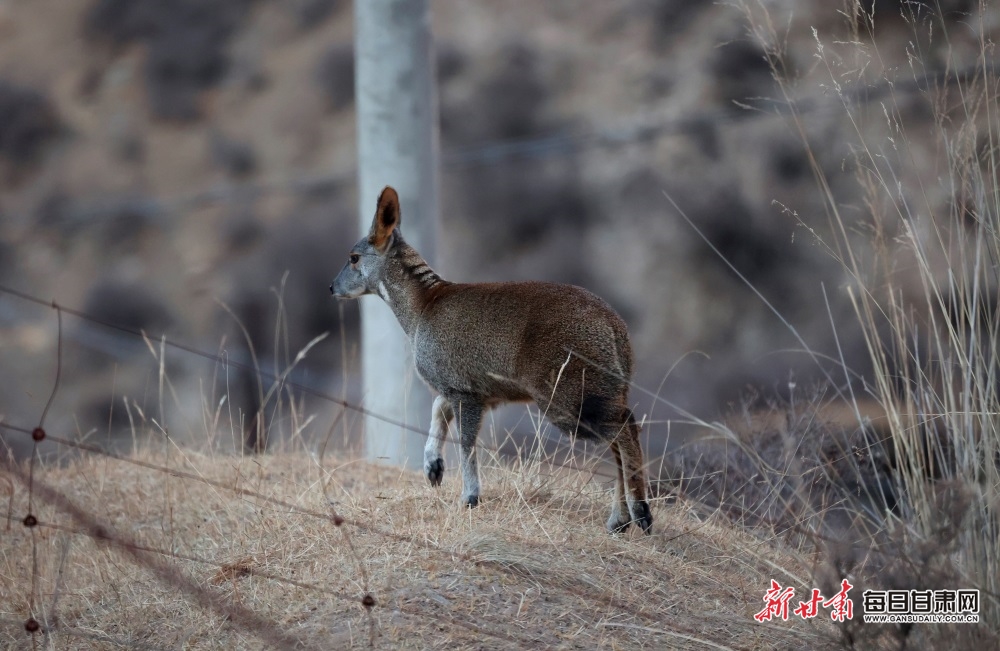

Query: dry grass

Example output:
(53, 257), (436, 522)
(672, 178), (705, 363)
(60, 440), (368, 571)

(734, 0), (1000, 646)
(2, 446), (840, 650)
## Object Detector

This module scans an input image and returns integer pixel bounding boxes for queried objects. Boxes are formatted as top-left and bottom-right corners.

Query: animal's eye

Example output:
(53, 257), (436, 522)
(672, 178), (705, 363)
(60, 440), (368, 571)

(349, 253), (360, 264)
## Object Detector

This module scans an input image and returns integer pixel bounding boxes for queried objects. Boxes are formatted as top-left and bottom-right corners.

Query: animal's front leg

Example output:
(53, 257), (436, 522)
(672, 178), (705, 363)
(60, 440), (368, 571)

(451, 396), (484, 508)
(424, 395), (453, 486)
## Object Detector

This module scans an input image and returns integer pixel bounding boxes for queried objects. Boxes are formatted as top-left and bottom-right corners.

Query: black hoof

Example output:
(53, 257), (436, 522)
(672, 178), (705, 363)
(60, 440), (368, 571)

(632, 501), (653, 535)
(608, 519), (631, 535)
(426, 458), (444, 486)
(464, 494), (479, 508)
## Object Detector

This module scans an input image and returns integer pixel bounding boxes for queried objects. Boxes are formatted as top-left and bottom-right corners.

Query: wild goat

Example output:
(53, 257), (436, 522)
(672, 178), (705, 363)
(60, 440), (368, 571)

(330, 187), (652, 533)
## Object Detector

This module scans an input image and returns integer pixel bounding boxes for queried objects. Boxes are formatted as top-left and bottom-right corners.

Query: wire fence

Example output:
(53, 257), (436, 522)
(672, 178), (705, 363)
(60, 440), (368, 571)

(1, 281), (708, 648)
(0, 282), (624, 480)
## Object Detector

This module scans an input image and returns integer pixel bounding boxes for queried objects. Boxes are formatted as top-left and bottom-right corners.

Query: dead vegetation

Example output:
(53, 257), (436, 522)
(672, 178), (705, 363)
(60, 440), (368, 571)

(2, 446), (843, 650)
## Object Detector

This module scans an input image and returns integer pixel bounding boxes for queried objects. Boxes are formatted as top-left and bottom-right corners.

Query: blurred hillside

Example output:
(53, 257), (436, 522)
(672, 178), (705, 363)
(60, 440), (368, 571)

(0, 0), (993, 459)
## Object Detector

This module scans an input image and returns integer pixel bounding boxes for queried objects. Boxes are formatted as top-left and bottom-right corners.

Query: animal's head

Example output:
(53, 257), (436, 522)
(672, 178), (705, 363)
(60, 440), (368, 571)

(330, 186), (402, 299)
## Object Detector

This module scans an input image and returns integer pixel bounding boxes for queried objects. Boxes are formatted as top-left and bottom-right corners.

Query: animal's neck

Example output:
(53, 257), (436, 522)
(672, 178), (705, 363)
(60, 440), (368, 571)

(377, 243), (450, 337)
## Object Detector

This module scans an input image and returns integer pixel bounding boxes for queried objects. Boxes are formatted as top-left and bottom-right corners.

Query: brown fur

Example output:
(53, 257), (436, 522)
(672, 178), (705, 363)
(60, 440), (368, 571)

(331, 186), (652, 533)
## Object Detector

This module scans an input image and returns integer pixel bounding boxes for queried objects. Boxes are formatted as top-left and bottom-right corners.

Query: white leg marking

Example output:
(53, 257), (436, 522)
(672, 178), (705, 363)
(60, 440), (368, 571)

(424, 395), (452, 486)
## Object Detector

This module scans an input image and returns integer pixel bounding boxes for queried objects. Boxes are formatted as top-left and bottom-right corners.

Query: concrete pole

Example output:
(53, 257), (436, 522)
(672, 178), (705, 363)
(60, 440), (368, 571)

(355, 0), (439, 469)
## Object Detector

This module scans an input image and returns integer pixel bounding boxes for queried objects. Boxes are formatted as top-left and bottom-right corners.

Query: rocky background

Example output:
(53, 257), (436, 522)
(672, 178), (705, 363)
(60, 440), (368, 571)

(0, 0), (992, 461)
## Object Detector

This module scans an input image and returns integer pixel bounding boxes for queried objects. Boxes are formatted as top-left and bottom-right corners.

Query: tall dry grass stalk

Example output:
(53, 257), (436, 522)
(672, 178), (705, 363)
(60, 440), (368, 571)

(743, 0), (1000, 634)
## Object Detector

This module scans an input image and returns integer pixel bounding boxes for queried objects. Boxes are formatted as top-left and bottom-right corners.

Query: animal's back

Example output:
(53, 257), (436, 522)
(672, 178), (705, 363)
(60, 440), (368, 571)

(412, 281), (633, 403)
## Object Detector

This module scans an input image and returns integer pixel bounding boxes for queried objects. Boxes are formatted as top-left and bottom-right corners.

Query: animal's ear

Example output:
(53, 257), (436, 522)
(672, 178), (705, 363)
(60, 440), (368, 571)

(368, 186), (400, 253)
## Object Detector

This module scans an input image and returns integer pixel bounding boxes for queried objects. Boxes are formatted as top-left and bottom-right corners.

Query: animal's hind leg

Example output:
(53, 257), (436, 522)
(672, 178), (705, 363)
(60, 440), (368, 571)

(606, 441), (633, 534)
(614, 409), (652, 534)
(424, 395), (453, 486)
(450, 395), (484, 508)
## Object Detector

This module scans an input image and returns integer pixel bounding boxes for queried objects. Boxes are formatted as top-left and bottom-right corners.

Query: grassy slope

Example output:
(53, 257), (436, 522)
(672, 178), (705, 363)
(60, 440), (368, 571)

(1, 449), (838, 650)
